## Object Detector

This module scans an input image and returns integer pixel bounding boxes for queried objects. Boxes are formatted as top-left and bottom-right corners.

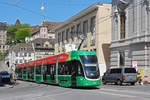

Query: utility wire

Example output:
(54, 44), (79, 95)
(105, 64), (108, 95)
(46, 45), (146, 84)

(0, 1), (51, 19)
(16, 0), (24, 5)
(0, 0), (147, 24)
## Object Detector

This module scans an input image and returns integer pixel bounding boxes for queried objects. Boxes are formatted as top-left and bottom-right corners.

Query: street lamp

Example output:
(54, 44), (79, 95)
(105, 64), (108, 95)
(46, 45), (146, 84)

(41, 3), (45, 11)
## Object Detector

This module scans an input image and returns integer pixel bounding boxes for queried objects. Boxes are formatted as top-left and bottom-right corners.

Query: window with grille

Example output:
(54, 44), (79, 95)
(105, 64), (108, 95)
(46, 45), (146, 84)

(62, 31), (65, 43)
(71, 26), (75, 41)
(58, 32), (61, 44)
(83, 20), (88, 47)
(66, 29), (69, 42)
(120, 12), (126, 39)
(28, 53), (31, 57)
(90, 16), (96, 46)
(77, 23), (81, 38)
(119, 51), (125, 66)
(24, 53), (27, 57)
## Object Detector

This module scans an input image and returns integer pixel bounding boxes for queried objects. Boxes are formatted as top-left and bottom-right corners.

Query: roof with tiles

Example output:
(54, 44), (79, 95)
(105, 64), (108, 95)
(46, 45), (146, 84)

(31, 38), (55, 47)
(30, 21), (62, 35)
(9, 43), (33, 52)
(42, 21), (62, 31)
(30, 25), (40, 35)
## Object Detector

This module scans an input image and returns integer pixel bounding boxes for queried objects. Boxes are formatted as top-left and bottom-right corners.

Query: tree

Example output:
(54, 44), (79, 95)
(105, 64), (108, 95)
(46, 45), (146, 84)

(15, 28), (31, 43)
(6, 24), (31, 44)
(7, 25), (19, 44)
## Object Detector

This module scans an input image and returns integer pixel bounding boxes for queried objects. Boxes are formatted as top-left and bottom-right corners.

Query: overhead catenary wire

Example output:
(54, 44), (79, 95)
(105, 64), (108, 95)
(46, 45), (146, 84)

(0, 0), (147, 24)
(0, 1), (50, 20)
(16, 0), (24, 5)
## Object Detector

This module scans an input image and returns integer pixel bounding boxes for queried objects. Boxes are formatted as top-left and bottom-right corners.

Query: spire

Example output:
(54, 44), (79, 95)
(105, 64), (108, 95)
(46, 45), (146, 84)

(15, 19), (21, 26)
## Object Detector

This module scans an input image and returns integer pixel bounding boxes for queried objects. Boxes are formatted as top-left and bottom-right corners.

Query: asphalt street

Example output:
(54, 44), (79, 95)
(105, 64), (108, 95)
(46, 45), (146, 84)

(0, 81), (150, 100)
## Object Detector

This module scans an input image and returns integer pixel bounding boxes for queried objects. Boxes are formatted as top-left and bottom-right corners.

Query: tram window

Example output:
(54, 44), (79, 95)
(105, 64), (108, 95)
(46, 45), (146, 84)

(18, 68), (21, 74)
(31, 67), (34, 74)
(50, 64), (55, 75)
(23, 68), (26, 74)
(53, 64), (56, 73)
(58, 63), (63, 75)
(61, 61), (73, 75)
(68, 61), (76, 76)
(46, 65), (50, 75)
(30, 66), (34, 79)
(64, 63), (70, 75)
(20, 68), (22, 74)
(16, 69), (18, 75)
(36, 66), (41, 74)
(43, 66), (47, 74)
(58, 62), (68, 75)
(58, 64), (61, 75)
(66, 60), (83, 76)
(76, 61), (83, 76)
(28, 67), (31, 73)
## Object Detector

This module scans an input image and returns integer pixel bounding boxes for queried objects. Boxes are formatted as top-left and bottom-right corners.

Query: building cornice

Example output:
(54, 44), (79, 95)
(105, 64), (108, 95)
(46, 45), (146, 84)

(110, 34), (150, 48)
(53, 3), (101, 31)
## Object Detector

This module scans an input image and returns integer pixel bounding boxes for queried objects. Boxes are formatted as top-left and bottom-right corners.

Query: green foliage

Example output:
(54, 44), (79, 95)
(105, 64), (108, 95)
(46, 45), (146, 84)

(7, 25), (18, 44)
(6, 24), (31, 44)
(21, 24), (30, 28)
(15, 28), (31, 43)
(0, 52), (6, 61)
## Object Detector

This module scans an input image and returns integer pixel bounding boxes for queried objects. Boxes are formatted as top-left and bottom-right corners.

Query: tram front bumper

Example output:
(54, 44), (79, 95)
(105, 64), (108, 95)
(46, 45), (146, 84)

(76, 76), (101, 87)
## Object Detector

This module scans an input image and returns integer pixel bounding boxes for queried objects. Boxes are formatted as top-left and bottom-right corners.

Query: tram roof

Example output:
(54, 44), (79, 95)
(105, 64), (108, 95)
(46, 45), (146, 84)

(16, 50), (96, 69)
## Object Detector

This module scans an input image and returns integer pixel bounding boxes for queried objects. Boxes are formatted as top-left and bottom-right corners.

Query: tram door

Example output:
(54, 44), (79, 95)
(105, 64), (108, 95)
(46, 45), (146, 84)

(43, 66), (47, 82)
(50, 65), (55, 83)
(28, 68), (30, 80)
(71, 61), (77, 87)
(31, 67), (34, 80)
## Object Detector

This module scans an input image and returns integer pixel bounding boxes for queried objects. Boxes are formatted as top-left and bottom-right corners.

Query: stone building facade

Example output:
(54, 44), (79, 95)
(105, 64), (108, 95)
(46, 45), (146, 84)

(27, 21), (61, 42)
(0, 22), (9, 53)
(111, 0), (150, 81)
(6, 43), (34, 73)
(31, 38), (55, 60)
(54, 3), (112, 76)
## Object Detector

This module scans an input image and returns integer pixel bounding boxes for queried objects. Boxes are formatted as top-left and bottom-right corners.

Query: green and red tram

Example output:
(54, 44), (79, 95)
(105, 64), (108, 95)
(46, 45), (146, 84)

(16, 50), (101, 87)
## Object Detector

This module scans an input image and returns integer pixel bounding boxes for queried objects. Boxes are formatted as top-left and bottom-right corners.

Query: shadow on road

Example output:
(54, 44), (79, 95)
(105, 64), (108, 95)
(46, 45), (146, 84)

(0, 82), (12, 87)
(102, 83), (136, 86)
(0, 81), (19, 87)
(70, 86), (100, 90)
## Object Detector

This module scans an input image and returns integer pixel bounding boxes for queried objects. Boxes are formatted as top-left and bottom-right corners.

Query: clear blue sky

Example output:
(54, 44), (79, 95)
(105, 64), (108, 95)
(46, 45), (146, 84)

(0, 0), (111, 26)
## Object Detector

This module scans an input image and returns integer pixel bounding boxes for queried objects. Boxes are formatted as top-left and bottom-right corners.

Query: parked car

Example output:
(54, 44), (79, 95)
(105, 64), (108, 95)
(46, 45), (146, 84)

(0, 71), (10, 82)
(102, 68), (137, 85)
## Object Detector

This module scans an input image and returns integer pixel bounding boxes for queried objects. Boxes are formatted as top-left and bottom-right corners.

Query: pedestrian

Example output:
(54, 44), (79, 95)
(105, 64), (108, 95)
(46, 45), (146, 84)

(9, 72), (17, 88)
(13, 73), (17, 86)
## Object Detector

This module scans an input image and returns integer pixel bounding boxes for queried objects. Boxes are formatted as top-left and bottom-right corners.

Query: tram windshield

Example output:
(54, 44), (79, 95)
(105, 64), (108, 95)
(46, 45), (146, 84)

(80, 55), (100, 79)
